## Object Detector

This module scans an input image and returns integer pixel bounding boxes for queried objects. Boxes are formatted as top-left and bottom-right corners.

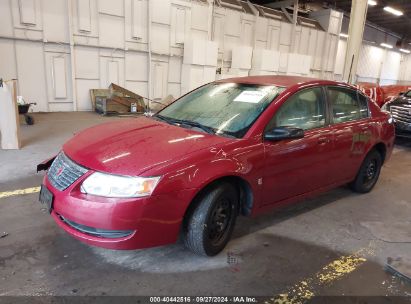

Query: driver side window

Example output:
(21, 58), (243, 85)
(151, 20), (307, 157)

(266, 87), (326, 131)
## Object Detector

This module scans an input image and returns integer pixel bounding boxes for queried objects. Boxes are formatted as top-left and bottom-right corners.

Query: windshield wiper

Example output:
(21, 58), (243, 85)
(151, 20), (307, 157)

(154, 114), (173, 124)
(155, 115), (215, 135)
(177, 120), (216, 135)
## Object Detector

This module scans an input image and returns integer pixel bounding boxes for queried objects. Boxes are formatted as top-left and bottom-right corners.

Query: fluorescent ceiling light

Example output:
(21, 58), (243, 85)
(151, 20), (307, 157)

(368, 0), (377, 6)
(383, 6), (403, 16)
(339, 33), (349, 38)
(400, 49), (411, 54)
(380, 43), (393, 49)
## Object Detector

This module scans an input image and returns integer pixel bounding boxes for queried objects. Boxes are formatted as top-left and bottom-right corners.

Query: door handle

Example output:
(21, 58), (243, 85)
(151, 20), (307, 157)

(318, 137), (330, 145)
(360, 126), (372, 136)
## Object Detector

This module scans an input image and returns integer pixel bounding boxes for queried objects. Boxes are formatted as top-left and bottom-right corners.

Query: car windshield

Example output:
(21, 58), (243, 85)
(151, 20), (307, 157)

(156, 83), (284, 138)
(405, 90), (411, 98)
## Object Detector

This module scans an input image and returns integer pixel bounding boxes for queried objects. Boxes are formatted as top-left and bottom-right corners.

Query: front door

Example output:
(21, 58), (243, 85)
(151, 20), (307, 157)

(262, 87), (334, 206)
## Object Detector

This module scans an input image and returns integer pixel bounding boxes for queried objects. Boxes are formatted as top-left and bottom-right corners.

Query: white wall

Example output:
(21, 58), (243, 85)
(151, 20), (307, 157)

(334, 37), (411, 85)
(0, 0), (342, 112)
(335, 15), (411, 85)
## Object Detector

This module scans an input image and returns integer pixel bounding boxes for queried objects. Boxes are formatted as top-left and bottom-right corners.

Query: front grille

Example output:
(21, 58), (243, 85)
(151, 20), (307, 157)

(59, 215), (134, 239)
(391, 105), (411, 124)
(48, 152), (88, 191)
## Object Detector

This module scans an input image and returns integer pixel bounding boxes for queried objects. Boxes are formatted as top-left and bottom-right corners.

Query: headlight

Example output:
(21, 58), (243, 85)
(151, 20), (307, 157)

(388, 114), (395, 124)
(81, 172), (161, 198)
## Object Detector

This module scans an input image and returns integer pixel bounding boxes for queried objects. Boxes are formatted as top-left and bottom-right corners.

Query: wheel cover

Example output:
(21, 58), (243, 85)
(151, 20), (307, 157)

(363, 158), (378, 185)
(207, 198), (233, 246)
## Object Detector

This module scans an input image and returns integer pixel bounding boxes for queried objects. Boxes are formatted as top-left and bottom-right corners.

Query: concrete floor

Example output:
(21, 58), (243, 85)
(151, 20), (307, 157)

(0, 112), (411, 299)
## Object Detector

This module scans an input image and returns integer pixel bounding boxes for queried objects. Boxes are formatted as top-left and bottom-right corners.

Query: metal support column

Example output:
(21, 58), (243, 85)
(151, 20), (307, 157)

(343, 0), (368, 84)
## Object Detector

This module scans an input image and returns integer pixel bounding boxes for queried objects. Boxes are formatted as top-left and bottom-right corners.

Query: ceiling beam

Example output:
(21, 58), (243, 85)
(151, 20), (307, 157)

(264, 0), (294, 9)
(281, 6), (293, 22)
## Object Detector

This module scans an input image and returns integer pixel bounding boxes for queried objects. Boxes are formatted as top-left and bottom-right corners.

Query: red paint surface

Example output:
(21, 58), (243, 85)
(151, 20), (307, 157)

(357, 82), (411, 107)
(43, 76), (395, 250)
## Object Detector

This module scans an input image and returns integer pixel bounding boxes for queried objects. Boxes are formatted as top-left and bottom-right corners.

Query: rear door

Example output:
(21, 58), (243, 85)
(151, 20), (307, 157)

(262, 86), (335, 205)
(326, 86), (372, 183)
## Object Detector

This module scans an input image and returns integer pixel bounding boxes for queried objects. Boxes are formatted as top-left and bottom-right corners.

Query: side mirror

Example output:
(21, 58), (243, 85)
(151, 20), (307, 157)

(399, 92), (405, 96)
(264, 126), (305, 141)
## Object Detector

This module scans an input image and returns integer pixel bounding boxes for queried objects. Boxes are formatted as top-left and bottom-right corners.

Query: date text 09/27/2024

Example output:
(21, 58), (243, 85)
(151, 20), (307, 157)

(149, 297), (257, 303)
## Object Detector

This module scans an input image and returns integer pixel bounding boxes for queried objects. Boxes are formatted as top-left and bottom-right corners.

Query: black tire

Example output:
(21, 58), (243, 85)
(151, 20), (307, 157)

(25, 115), (34, 125)
(350, 149), (382, 193)
(183, 182), (239, 256)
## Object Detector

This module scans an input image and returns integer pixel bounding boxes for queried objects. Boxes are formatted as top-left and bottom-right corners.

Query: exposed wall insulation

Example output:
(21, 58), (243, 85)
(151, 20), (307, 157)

(98, 0), (124, 16)
(252, 48), (280, 72)
(42, 0), (70, 43)
(181, 39), (218, 94)
(287, 54), (312, 75)
(131, 0), (145, 40)
(18, 0), (36, 25)
(0, 0), (377, 113)
(99, 15), (125, 49)
(231, 46), (253, 70)
(77, 0), (91, 32)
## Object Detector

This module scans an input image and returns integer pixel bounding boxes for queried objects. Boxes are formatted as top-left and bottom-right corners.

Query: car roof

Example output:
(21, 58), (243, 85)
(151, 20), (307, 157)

(217, 75), (353, 89)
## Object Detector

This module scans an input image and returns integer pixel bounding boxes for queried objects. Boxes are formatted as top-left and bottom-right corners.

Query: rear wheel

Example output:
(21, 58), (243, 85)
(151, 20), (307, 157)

(183, 182), (239, 256)
(350, 150), (382, 193)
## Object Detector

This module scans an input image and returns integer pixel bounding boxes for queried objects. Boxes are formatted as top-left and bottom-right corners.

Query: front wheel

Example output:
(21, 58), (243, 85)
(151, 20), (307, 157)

(350, 150), (382, 193)
(183, 182), (239, 256)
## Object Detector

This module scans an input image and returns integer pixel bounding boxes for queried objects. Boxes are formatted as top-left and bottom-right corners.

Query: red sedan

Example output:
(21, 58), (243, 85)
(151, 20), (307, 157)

(38, 76), (395, 256)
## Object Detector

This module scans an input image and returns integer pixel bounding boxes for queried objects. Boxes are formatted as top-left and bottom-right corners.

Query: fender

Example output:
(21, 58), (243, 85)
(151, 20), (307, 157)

(147, 139), (265, 213)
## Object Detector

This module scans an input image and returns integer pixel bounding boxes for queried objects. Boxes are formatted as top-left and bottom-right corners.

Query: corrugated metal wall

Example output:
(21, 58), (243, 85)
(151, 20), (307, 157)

(334, 38), (411, 85)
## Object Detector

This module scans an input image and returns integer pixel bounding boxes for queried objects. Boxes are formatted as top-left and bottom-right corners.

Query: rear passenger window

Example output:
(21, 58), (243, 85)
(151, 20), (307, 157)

(358, 94), (369, 118)
(328, 87), (365, 123)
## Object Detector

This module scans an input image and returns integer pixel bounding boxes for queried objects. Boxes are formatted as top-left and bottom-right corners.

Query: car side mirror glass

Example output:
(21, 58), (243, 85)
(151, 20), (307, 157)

(264, 126), (305, 141)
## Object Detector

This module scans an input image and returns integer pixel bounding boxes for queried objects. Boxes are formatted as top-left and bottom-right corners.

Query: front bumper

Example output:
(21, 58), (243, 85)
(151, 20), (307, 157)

(394, 121), (411, 138)
(42, 175), (195, 250)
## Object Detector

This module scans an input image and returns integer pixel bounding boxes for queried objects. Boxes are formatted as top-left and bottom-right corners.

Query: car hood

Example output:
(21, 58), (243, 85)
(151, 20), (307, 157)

(63, 116), (232, 176)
